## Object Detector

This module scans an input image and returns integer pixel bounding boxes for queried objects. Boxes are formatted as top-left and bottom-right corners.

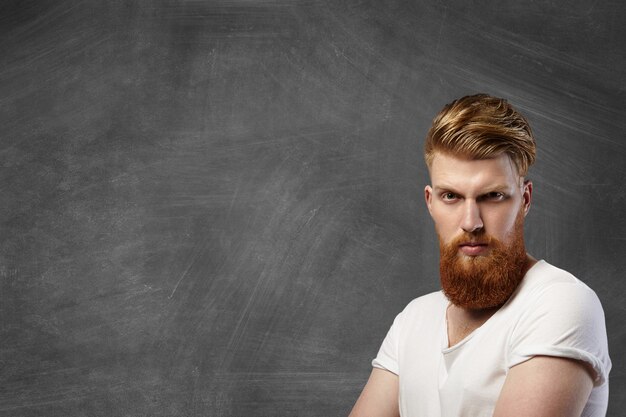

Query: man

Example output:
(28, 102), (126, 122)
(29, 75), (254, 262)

(349, 94), (611, 417)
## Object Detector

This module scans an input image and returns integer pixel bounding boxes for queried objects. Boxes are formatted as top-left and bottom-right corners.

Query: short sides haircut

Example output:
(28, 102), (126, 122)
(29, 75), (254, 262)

(424, 94), (537, 177)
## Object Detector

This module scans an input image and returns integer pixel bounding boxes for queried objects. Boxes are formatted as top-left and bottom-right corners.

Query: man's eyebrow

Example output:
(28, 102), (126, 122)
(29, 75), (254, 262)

(432, 184), (459, 193)
(481, 184), (513, 192)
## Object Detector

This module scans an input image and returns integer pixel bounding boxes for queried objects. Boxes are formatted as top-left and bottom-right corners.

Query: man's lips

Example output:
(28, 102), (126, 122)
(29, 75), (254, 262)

(458, 242), (489, 256)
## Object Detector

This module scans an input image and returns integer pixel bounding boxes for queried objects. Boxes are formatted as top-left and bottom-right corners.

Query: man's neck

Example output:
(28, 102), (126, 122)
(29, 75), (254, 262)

(524, 253), (538, 272)
(446, 304), (498, 347)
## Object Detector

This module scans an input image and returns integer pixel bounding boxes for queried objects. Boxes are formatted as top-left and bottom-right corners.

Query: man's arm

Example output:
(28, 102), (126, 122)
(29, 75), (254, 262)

(348, 368), (400, 417)
(493, 356), (594, 417)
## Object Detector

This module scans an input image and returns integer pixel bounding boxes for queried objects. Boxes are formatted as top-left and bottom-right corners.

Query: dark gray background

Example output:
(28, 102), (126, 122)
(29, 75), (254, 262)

(1, 1), (624, 416)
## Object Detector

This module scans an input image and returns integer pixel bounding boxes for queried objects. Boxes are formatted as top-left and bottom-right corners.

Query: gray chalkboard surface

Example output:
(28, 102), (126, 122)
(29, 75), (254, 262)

(2, 1), (624, 416)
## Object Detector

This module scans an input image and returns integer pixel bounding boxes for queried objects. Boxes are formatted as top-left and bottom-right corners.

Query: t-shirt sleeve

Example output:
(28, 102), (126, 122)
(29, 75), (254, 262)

(508, 281), (612, 386)
(371, 310), (403, 375)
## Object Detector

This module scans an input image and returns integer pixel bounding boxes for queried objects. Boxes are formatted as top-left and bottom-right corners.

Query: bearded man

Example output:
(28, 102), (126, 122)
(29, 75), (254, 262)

(349, 94), (611, 417)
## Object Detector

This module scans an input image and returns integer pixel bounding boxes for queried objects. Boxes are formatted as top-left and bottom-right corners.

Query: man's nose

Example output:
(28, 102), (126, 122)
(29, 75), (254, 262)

(461, 199), (483, 233)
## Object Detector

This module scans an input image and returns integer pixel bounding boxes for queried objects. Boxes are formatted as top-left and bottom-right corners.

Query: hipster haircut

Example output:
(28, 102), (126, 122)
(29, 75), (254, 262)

(424, 94), (536, 177)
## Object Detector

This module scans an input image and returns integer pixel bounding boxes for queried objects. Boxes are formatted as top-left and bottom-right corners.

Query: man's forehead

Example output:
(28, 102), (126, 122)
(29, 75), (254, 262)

(429, 152), (522, 189)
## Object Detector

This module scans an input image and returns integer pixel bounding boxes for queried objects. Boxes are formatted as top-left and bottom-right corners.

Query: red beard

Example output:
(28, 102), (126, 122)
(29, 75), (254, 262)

(439, 211), (528, 310)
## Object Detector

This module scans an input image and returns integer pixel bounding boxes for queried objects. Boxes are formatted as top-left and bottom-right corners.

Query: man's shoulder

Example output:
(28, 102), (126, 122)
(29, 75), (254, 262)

(386, 291), (447, 339)
(399, 290), (447, 317)
(507, 261), (611, 386)
(517, 260), (597, 299)
(510, 260), (605, 327)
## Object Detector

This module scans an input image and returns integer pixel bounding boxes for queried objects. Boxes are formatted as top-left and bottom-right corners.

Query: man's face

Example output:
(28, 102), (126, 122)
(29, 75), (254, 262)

(424, 152), (533, 309)
(425, 152), (531, 256)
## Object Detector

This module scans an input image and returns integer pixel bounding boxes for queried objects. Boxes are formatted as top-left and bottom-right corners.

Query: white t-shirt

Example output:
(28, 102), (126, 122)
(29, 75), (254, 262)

(372, 260), (612, 417)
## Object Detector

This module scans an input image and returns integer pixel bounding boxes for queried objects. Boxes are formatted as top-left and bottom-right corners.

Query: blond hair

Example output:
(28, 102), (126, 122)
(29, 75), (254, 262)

(424, 94), (536, 176)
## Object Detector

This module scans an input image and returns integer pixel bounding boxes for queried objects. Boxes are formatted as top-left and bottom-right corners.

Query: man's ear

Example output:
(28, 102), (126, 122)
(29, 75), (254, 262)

(522, 180), (533, 216)
(425, 185), (434, 215)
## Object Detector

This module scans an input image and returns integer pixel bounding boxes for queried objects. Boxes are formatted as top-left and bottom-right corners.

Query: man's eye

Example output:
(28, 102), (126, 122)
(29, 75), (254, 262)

(442, 192), (458, 201)
(485, 192), (504, 201)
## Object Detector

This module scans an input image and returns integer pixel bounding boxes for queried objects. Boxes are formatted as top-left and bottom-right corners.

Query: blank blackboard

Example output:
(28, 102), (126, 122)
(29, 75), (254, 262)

(1, 1), (624, 416)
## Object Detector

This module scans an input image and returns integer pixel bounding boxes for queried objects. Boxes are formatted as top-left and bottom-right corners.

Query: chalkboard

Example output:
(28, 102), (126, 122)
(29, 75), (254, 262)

(1, 1), (624, 416)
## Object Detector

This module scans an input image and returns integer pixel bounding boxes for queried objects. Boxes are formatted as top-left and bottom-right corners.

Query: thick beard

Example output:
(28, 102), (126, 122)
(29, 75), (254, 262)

(439, 210), (528, 310)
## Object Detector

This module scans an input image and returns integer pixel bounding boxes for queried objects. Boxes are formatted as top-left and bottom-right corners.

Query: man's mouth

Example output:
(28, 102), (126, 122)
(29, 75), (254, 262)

(458, 242), (489, 256)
